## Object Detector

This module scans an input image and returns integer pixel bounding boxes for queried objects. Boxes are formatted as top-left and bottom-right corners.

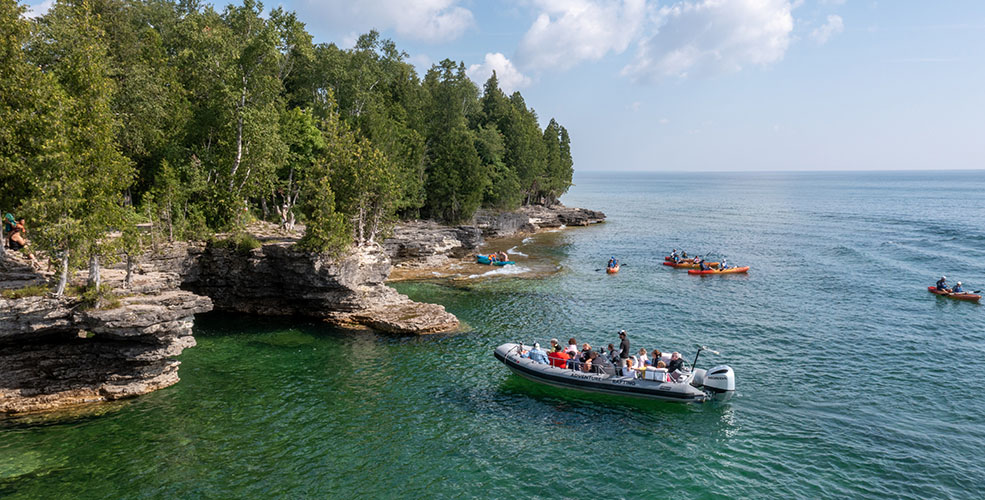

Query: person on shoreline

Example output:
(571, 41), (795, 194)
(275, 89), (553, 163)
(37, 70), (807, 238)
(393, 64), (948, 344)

(936, 276), (948, 291)
(5, 216), (41, 270)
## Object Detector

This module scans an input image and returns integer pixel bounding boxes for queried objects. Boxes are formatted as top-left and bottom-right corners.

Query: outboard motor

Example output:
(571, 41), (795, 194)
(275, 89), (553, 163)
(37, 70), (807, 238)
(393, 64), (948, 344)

(701, 365), (735, 394)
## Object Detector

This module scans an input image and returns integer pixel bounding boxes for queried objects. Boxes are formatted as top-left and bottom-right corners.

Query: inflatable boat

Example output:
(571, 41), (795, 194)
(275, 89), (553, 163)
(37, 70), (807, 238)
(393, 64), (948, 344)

(494, 343), (735, 403)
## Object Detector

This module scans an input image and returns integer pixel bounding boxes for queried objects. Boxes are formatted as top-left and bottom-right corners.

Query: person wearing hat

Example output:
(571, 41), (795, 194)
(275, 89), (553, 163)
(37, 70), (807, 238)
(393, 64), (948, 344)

(548, 344), (570, 368)
(618, 330), (631, 360)
(953, 281), (964, 293)
(936, 276), (949, 291)
(527, 342), (549, 364)
(607, 256), (618, 269)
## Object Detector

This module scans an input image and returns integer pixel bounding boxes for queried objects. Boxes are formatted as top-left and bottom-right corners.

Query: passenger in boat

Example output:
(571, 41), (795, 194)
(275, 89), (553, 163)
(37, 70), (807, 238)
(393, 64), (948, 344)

(607, 256), (618, 269)
(549, 338), (560, 351)
(699, 260), (712, 271)
(681, 251), (688, 259)
(936, 276), (948, 291)
(591, 352), (616, 375)
(670, 249), (678, 261)
(634, 348), (649, 368)
(548, 345), (570, 368)
(667, 352), (685, 373)
(528, 343), (549, 364)
(618, 330), (630, 361)
(606, 343), (619, 364)
(651, 349), (662, 365)
(720, 258), (728, 270)
(565, 338), (578, 356)
(578, 343), (593, 363)
(623, 357), (636, 378)
(497, 251), (509, 262)
(953, 282), (964, 293)
(580, 353), (593, 373)
(656, 360), (666, 368)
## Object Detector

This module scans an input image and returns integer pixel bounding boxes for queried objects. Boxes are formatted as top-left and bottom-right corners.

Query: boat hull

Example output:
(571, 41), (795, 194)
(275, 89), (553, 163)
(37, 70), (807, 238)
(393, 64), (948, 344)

(927, 286), (981, 302)
(688, 266), (750, 275)
(662, 261), (720, 269)
(606, 265), (620, 274)
(494, 343), (708, 402)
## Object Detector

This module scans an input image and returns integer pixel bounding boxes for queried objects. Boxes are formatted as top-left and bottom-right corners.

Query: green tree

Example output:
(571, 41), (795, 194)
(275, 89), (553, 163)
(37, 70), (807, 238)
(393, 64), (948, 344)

(29, 0), (134, 293)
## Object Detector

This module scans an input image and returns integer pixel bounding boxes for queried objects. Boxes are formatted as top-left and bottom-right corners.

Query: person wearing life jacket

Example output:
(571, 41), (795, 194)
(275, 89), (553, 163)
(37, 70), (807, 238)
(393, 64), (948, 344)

(699, 260), (712, 271)
(720, 258), (728, 270)
(607, 256), (618, 269)
(953, 282), (964, 293)
(936, 276), (948, 291)
(670, 249), (679, 261)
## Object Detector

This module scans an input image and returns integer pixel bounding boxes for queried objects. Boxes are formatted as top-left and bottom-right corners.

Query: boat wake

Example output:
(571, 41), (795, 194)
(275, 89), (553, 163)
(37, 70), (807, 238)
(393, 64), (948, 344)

(467, 264), (530, 279)
(507, 246), (528, 257)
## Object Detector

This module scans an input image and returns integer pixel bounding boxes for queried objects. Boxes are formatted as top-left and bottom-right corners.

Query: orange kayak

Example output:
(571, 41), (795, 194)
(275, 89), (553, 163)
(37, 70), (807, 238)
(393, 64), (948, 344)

(606, 265), (620, 274)
(662, 261), (719, 269)
(927, 286), (980, 302)
(688, 266), (749, 275)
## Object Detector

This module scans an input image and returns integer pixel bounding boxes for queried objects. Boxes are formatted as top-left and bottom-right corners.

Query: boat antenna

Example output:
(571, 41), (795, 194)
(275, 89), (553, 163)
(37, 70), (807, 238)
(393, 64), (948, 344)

(692, 345), (719, 369)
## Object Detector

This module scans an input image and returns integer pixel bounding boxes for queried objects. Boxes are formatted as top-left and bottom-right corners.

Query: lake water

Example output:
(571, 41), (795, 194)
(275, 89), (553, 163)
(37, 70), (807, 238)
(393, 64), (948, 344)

(2, 170), (985, 499)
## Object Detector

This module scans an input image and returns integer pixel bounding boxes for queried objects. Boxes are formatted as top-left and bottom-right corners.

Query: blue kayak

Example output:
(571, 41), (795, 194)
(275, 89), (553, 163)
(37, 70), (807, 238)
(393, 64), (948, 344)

(476, 255), (515, 266)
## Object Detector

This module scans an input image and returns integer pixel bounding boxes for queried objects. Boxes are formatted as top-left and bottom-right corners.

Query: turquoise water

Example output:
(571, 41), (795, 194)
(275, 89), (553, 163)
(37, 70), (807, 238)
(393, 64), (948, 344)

(3, 171), (985, 499)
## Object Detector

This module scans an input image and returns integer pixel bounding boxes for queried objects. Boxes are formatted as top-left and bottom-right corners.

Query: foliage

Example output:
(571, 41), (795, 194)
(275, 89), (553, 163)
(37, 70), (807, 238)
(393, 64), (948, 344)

(211, 232), (262, 254)
(2, 0), (578, 274)
(1, 285), (50, 300)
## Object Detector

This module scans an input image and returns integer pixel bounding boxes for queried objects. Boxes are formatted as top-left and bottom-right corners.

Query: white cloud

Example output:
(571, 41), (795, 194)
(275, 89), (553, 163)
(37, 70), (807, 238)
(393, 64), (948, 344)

(819, 0), (846, 5)
(297, 0), (474, 43)
(23, 0), (53, 18)
(622, 0), (795, 82)
(467, 53), (532, 94)
(811, 14), (844, 45)
(515, 0), (646, 71)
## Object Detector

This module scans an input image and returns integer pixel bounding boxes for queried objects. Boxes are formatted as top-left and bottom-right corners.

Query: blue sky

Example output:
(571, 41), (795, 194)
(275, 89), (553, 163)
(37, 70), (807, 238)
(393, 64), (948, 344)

(25, 0), (985, 171)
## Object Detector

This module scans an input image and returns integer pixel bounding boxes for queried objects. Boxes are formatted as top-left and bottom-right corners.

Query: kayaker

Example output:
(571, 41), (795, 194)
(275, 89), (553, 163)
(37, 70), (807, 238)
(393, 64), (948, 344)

(720, 258), (728, 270)
(953, 282), (964, 293)
(670, 249), (679, 260)
(681, 251), (688, 259)
(607, 256), (618, 269)
(699, 260), (712, 271)
(936, 276), (948, 291)
(497, 251), (508, 262)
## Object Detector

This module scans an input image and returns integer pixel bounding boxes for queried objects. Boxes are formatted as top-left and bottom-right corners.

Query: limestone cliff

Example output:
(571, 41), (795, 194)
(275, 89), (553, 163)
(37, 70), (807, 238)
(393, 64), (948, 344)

(0, 261), (212, 414)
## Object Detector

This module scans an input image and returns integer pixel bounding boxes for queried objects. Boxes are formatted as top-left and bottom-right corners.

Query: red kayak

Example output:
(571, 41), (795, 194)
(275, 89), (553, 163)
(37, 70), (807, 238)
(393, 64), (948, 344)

(927, 286), (981, 302)
(688, 266), (749, 275)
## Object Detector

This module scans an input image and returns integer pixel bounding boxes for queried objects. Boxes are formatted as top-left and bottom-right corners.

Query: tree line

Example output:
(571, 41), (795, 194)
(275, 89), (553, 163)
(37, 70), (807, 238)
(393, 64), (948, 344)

(0, 0), (574, 295)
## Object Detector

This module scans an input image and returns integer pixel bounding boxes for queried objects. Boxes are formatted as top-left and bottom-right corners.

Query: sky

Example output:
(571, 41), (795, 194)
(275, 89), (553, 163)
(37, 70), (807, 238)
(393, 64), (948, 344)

(24, 0), (985, 172)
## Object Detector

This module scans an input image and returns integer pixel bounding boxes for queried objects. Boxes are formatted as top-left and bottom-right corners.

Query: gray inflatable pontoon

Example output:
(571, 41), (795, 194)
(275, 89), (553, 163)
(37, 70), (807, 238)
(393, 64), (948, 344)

(494, 343), (735, 403)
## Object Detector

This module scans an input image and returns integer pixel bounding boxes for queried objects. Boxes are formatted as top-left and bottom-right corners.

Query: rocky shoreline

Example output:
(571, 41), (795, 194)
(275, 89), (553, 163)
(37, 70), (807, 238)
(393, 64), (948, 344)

(0, 203), (603, 415)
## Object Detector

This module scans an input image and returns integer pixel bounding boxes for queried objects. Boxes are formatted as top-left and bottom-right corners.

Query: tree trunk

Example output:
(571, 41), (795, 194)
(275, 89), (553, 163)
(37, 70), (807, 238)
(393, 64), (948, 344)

(87, 254), (100, 290)
(55, 252), (69, 296)
(0, 223), (6, 261)
(229, 81), (247, 192)
(261, 197), (269, 220)
(124, 253), (134, 289)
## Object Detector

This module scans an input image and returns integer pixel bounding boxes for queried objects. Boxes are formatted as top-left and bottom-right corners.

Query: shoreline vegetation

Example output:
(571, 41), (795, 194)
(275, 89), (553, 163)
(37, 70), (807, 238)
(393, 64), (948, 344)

(1, 0), (575, 293)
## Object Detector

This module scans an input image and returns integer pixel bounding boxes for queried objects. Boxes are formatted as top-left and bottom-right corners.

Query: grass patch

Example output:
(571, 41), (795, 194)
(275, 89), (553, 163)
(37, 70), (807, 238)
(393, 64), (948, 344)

(211, 232), (262, 255)
(68, 284), (122, 311)
(0, 284), (50, 299)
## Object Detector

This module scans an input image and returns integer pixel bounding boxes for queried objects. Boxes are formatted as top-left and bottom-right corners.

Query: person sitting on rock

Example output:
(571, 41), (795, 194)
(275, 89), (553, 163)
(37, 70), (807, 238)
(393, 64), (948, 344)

(5, 216), (41, 270)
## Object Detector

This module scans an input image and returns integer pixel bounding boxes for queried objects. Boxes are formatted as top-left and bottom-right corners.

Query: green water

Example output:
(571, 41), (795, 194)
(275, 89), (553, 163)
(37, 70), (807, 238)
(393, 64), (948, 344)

(3, 171), (985, 499)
